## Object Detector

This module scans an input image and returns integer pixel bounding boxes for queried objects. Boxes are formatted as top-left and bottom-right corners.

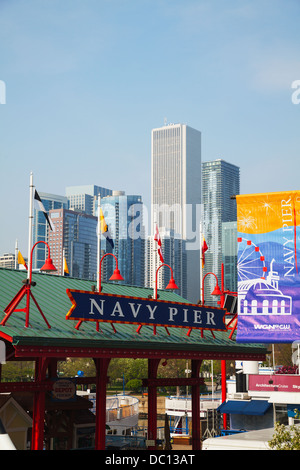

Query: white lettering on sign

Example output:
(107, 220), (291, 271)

(111, 301), (124, 317)
(76, 294), (225, 330)
(206, 311), (216, 325)
(145, 304), (157, 319)
(128, 302), (142, 318)
(168, 307), (178, 322)
(89, 298), (105, 315)
(193, 310), (202, 324)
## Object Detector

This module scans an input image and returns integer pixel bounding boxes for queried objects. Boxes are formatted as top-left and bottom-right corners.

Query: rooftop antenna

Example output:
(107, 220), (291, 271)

(164, 117), (167, 126)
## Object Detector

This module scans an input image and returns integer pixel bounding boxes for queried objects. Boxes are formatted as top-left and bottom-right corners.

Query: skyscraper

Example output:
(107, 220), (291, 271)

(202, 159), (240, 305)
(151, 123), (202, 302)
(99, 191), (145, 287)
(222, 221), (238, 294)
(66, 185), (112, 215)
(32, 192), (68, 270)
(48, 208), (98, 280)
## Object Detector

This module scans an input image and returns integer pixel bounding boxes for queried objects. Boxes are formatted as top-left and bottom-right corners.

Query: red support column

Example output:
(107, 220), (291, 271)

(31, 357), (49, 450)
(147, 358), (160, 450)
(221, 360), (227, 429)
(191, 359), (202, 451)
(94, 358), (110, 450)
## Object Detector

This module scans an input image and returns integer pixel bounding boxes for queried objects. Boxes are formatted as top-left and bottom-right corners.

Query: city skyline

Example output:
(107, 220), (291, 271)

(1, 1), (300, 255)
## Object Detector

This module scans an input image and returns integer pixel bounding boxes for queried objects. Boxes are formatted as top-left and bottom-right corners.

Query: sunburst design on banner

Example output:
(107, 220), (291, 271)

(238, 209), (257, 231)
(257, 198), (276, 216)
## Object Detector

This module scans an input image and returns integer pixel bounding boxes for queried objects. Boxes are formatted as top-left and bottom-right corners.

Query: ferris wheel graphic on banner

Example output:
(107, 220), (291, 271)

(237, 237), (267, 282)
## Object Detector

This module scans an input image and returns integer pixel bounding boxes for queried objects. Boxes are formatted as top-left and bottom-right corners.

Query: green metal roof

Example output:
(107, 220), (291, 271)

(0, 268), (268, 358)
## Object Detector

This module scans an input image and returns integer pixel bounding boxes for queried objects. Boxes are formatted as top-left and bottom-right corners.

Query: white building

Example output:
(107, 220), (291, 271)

(151, 123), (202, 302)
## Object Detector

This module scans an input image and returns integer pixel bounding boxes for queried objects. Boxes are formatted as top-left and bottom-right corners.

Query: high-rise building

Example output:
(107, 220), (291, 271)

(151, 123), (201, 302)
(98, 191), (145, 287)
(66, 185), (112, 215)
(32, 192), (68, 270)
(222, 221), (238, 294)
(48, 208), (98, 280)
(202, 159), (240, 305)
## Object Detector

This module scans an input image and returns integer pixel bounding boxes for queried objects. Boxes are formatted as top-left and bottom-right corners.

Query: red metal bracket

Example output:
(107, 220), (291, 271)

(227, 314), (238, 340)
(1, 284), (51, 329)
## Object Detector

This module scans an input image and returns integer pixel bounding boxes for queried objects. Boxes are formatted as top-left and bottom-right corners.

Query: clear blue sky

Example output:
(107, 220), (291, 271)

(1, 0), (300, 255)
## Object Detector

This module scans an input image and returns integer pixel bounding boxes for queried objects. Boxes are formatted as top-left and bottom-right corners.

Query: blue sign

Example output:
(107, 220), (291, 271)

(66, 290), (227, 332)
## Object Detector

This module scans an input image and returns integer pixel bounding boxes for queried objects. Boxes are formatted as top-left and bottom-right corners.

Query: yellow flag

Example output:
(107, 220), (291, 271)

(18, 251), (28, 269)
(99, 208), (108, 233)
(63, 256), (69, 276)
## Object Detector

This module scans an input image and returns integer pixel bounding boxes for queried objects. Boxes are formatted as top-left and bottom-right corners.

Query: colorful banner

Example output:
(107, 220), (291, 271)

(236, 191), (300, 343)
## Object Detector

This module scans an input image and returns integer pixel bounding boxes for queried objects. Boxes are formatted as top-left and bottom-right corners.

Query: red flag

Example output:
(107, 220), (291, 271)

(202, 238), (208, 268)
(154, 225), (164, 263)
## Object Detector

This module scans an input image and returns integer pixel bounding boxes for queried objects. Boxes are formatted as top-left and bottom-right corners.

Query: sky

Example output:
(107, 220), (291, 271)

(0, 0), (300, 256)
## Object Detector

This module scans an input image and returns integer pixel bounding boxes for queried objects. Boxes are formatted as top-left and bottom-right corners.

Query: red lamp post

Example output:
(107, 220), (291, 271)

(154, 263), (179, 300)
(75, 253), (124, 332)
(201, 271), (222, 305)
(201, 265), (230, 430)
(98, 252), (124, 293)
(135, 263), (179, 335)
(1, 241), (57, 328)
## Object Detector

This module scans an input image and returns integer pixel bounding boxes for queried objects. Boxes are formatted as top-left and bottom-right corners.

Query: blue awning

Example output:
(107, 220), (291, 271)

(217, 400), (271, 416)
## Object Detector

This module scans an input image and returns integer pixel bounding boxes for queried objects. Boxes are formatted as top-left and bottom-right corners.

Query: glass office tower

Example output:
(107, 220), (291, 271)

(202, 159), (240, 305)
(32, 192), (68, 270)
(66, 185), (112, 215)
(222, 221), (238, 294)
(48, 208), (98, 280)
(151, 123), (202, 302)
(99, 191), (145, 287)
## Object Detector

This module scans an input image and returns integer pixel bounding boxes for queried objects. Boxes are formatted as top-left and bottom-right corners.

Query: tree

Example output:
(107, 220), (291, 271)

(269, 422), (300, 450)
(125, 379), (142, 392)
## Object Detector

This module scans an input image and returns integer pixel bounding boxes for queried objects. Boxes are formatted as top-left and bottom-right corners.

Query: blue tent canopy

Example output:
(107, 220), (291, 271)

(218, 400), (271, 416)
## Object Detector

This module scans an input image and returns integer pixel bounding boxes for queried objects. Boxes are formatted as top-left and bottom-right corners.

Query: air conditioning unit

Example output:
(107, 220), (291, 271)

(232, 393), (249, 400)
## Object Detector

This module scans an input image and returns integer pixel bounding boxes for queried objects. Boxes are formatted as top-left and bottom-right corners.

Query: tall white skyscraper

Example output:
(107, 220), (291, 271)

(151, 123), (202, 302)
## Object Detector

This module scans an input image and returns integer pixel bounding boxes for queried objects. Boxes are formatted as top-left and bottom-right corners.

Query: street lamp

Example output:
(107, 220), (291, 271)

(154, 263), (179, 300)
(1, 241), (57, 328)
(135, 263), (179, 335)
(98, 253), (124, 293)
(201, 264), (236, 432)
(201, 272), (222, 305)
(75, 253), (124, 332)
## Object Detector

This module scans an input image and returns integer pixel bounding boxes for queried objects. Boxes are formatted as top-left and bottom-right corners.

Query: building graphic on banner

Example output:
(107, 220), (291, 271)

(236, 191), (300, 343)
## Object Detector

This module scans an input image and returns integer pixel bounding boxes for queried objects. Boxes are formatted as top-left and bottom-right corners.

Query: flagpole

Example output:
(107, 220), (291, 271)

(153, 222), (156, 293)
(15, 239), (18, 270)
(200, 221), (203, 304)
(27, 172), (34, 280)
(97, 194), (101, 291)
(62, 248), (65, 276)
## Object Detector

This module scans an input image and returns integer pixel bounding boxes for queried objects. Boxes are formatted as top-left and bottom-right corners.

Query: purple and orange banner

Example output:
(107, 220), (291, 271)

(236, 191), (300, 343)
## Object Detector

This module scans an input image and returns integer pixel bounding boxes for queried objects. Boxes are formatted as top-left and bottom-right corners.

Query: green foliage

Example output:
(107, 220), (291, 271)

(1, 361), (35, 382)
(108, 358), (147, 385)
(58, 358), (96, 377)
(269, 422), (300, 450)
(125, 379), (142, 392)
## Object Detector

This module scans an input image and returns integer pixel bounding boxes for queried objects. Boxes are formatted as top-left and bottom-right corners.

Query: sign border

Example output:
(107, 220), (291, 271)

(66, 289), (227, 332)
